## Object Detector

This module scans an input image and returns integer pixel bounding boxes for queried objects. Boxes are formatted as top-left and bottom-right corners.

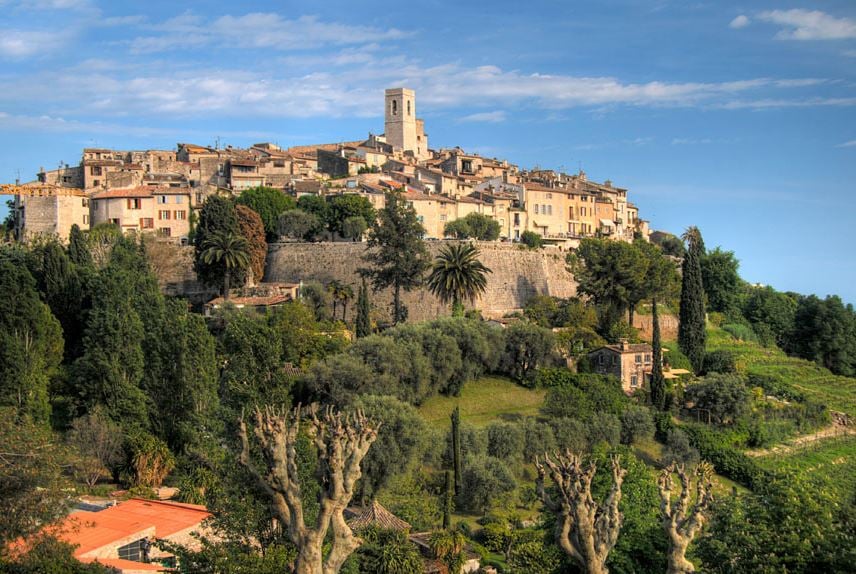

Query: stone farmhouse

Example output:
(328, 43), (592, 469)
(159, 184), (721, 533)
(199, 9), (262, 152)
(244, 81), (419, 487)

(5, 88), (650, 248)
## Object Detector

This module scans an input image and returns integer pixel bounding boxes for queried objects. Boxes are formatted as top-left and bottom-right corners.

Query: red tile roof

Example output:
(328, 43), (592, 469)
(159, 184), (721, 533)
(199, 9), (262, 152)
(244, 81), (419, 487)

(39, 499), (209, 559)
(206, 295), (292, 307)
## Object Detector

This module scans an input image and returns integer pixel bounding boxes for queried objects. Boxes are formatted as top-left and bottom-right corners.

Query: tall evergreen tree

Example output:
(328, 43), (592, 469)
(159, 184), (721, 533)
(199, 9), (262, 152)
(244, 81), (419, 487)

(360, 190), (430, 324)
(193, 196), (243, 289)
(678, 226), (707, 374)
(0, 262), (63, 424)
(67, 223), (92, 266)
(451, 406), (462, 496)
(356, 278), (372, 338)
(650, 299), (667, 411)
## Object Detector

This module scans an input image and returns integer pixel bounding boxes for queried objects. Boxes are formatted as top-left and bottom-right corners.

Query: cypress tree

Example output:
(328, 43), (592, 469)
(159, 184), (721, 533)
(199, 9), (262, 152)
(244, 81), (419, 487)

(443, 470), (454, 529)
(451, 406), (462, 496)
(356, 278), (371, 338)
(650, 298), (666, 410)
(678, 226), (706, 374)
(67, 224), (92, 266)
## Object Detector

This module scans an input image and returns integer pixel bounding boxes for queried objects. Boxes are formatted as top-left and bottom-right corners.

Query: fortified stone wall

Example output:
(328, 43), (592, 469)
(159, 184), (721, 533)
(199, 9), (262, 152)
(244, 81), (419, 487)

(264, 242), (577, 322)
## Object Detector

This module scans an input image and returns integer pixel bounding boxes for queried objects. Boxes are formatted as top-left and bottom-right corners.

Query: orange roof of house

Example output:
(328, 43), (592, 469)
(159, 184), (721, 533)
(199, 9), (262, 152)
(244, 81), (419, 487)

(83, 557), (164, 571)
(206, 295), (292, 307)
(48, 499), (209, 558)
(91, 187), (155, 199)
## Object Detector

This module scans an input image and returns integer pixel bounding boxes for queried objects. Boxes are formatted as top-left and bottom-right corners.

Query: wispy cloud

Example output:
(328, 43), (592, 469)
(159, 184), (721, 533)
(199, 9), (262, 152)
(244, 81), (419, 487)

(0, 28), (71, 58)
(129, 12), (409, 53)
(730, 15), (750, 29)
(837, 139), (856, 148)
(758, 9), (856, 41)
(458, 110), (507, 123)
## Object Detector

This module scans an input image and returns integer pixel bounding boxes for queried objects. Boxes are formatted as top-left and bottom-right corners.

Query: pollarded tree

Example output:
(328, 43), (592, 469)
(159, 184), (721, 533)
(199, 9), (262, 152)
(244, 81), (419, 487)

(237, 405), (379, 574)
(200, 231), (250, 301)
(658, 462), (714, 574)
(678, 227), (706, 373)
(426, 242), (492, 313)
(361, 191), (430, 324)
(536, 453), (627, 574)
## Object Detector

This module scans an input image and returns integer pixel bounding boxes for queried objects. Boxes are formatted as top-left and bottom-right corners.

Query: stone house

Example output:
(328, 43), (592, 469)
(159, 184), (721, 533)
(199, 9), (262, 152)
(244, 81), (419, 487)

(90, 186), (191, 242)
(588, 340), (654, 394)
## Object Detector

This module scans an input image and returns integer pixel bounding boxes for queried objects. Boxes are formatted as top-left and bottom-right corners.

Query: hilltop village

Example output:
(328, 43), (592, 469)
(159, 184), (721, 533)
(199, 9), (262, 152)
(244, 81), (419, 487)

(6, 88), (650, 247)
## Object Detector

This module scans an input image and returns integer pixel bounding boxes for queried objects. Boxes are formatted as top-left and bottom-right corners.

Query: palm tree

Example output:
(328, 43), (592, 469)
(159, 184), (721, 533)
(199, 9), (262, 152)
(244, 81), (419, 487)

(426, 242), (492, 313)
(200, 231), (250, 301)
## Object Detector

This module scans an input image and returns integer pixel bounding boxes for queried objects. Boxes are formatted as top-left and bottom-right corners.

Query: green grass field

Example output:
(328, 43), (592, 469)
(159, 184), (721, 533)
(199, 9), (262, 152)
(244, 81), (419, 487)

(707, 327), (856, 416)
(418, 376), (546, 429)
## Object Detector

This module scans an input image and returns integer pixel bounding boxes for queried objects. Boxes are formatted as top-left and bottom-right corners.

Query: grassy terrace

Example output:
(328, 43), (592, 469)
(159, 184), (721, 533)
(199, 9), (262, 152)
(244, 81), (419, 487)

(418, 376), (546, 429)
(706, 327), (856, 416)
(755, 435), (856, 501)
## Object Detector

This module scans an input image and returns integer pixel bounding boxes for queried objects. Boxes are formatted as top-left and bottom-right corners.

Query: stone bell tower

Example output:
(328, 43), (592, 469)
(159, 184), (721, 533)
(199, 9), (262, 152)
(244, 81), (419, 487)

(384, 87), (418, 154)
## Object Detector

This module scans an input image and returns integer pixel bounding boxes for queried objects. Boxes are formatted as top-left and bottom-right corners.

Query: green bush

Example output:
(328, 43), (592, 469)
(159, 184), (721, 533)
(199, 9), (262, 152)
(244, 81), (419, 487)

(722, 323), (759, 343)
(520, 230), (543, 249)
(683, 424), (771, 489)
(703, 350), (737, 375)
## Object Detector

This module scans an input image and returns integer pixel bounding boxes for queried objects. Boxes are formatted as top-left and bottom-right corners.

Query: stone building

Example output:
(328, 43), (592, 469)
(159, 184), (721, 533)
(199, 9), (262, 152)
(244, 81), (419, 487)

(588, 340), (654, 394)
(10, 185), (90, 241)
(90, 186), (192, 242)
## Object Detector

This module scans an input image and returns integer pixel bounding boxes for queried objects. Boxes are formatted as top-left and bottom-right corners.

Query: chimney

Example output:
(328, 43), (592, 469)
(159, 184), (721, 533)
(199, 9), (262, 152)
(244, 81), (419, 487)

(620, 338), (630, 351)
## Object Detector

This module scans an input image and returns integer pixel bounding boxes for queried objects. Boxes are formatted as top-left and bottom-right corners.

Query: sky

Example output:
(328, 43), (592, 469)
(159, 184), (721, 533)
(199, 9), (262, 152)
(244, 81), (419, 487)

(1, 0), (854, 303)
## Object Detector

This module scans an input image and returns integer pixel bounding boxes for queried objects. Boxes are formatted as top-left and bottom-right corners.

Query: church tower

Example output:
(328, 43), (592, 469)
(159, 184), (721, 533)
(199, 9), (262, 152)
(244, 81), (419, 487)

(384, 88), (417, 154)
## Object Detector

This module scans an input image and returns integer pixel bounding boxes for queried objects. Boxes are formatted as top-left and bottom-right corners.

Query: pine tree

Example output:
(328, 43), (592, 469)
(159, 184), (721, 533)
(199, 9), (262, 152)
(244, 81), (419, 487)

(360, 190), (430, 324)
(356, 278), (371, 338)
(650, 298), (667, 410)
(678, 226), (707, 374)
(451, 406), (462, 496)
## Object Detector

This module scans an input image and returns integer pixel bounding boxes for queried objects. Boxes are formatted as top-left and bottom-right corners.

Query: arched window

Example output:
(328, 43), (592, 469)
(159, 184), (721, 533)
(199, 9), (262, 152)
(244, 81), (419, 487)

(391, 100), (398, 115)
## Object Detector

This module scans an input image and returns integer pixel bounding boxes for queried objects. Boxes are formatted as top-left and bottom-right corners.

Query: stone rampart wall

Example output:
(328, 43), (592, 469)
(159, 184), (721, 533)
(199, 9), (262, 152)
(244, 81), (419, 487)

(264, 242), (577, 322)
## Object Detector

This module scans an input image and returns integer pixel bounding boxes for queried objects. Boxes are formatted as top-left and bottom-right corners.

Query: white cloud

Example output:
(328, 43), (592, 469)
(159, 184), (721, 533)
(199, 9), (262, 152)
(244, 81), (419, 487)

(837, 139), (856, 148)
(459, 110), (507, 123)
(0, 28), (69, 57)
(129, 12), (409, 53)
(0, 59), (851, 123)
(730, 15), (750, 29)
(16, 0), (92, 10)
(758, 9), (856, 40)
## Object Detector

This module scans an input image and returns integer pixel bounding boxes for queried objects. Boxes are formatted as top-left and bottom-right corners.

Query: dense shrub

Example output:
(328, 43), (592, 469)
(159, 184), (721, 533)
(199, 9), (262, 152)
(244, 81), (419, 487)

(540, 370), (628, 420)
(684, 373), (749, 425)
(703, 350), (737, 375)
(620, 405), (655, 445)
(722, 323), (759, 343)
(500, 322), (556, 383)
(683, 424), (770, 489)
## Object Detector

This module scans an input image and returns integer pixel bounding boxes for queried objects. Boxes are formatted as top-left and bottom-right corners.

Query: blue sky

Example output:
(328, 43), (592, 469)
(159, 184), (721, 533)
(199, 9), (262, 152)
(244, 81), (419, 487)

(1, 0), (854, 302)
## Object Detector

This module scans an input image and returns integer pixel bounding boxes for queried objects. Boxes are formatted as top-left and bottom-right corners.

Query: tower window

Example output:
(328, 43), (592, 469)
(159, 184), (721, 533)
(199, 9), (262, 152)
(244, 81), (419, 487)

(407, 100), (411, 116)
(391, 100), (398, 116)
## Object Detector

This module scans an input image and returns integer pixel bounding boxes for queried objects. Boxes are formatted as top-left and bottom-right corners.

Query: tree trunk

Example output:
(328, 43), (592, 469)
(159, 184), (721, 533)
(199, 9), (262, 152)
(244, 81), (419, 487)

(294, 542), (324, 574)
(223, 270), (231, 301)
(393, 283), (402, 325)
(667, 536), (695, 574)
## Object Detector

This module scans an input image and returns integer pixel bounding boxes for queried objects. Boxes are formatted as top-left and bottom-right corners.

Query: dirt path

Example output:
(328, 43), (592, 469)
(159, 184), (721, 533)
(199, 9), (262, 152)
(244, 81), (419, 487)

(746, 420), (855, 457)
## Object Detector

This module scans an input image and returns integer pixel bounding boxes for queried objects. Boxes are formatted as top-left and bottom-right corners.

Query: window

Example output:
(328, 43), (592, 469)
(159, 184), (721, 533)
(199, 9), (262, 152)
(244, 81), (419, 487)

(140, 218), (154, 229)
(83, 215), (89, 225)
(598, 354), (605, 365)
(82, 198), (89, 207)
(93, 180), (100, 187)
(534, 204), (539, 214)
(117, 539), (145, 562)
(175, 210), (186, 220)
(127, 198), (141, 210)
(391, 100), (398, 116)
(109, 218), (119, 225)
(274, 160), (285, 168)
(407, 100), (411, 116)
(546, 193), (552, 199)
(569, 206), (574, 219)
(174, 195), (183, 204)
(635, 354), (642, 364)
(196, 193), (203, 204)
(645, 354), (652, 363)
(158, 227), (171, 237)
(158, 210), (170, 220)
(514, 213), (520, 226)
(631, 375), (639, 387)
(440, 214), (447, 221)
(157, 195), (167, 204)
(91, 166), (102, 176)
(547, 205), (553, 216)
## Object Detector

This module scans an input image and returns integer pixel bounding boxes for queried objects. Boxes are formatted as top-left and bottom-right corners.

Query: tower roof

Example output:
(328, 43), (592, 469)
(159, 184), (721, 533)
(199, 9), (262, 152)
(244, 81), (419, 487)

(346, 500), (411, 532)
